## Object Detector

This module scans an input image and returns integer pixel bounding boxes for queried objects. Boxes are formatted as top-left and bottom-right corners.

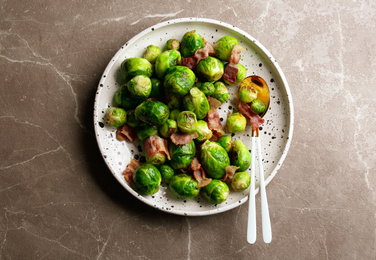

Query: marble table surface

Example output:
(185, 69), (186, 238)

(1, 0), (375, 259)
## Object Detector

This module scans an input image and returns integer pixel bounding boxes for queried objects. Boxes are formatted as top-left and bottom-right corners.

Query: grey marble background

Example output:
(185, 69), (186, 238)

(1, 0), (375, 259)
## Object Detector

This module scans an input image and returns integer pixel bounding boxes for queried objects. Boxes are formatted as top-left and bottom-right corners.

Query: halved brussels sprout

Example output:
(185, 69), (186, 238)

(223, 63), (247, 85)
(183, 87), (210, 120)
(214, 36), (239, 61)
(135, 100), (170, 126)
(126, 109), (139, 128)
(238, 83), (258, 103)
(230, 140), (251, 171)
(145, 150), (166, 167)
(169, 140), (196, 170)
(250, 99), (266, 114)
(180, 30), (204, 58)
(240, 76), (270, 111)
(159, 164), (175, 184)
(105, 107), (127, 127)
(201, 179), (230, 204)
(177, 111), (197, 134)
(196, 81), (215, 96)
(169, 109), (180, 121)
(195, 120), (213, 143)
(212, 82), (230, 103)
(113, 84), (143, 110)
(164, 66), (196, 96)
(169, 173), (200, 200)
(200, 140), (230, 179)
(231, 171), (250, 191)
(149, 78), (164, 101)
(120, 57), (153, 81)
(133, 164), (161, 195)
(159, 119), (177, 138)
(217, 135), (232, 153)
(226, 112), (247, 133)
(136, 124), (159, 142)
(127, 75), (152, 99)
(166, 39), (180, 50)
(195, 57), (224, 82)
(155, 50), (181, 79)
(143, 45), (161, 64)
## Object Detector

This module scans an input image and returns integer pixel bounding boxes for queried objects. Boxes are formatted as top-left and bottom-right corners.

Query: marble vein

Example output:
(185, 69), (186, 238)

(185, 217), (191, 260)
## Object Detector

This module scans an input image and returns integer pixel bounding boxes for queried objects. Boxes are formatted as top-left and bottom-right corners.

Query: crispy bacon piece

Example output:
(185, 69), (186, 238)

(123, 159), (141, 183)
(223, 63), (239, 84)
(170, 132), (199, 145)
(238, 101), (264, 132)
(222, 165), (240, 182)
(181, 56), (198, 70)
(116, 124), (137, 142)
(181, 39), (215, 70)
(144, 135), (171, 160)
(190, 158), (212, 188)
(206, 109), (225, 141)
(229, 44), (246, 64)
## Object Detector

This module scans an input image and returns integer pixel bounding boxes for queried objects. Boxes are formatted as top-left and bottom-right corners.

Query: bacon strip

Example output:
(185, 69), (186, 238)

(229, 44), (246, 64)
(116, 124), (137, 142)
(123, 159), (141, 183)
(207, 96), (222, 109)
(238, 101), (264, 132)
(223, 63), (239, 84)
(170, 132), (199, 145)
(181, 39), (215, 70)
(145, 135), (171, 160)
(206, 109), (225, 141)
(190, 158), (212, 188)
(181, 56), (198, 70)
(222, 165), (240, 182)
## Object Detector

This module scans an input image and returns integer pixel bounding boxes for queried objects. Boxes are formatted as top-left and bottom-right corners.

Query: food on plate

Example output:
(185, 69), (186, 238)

(201, 179), (230, 204)
(155, 50), (181, 79)
(169, 109), (180, 121)
(226, 112), (247, 133)
(196, 81), (215, 96)
(144, 135), (170, 167)
(230, 140), (251, 172)
(216, 135), (232, 153)
(125, 109), (139, 128)
(223, 63), (247, 85)
(183, 87), (210, 120)
(159, 119), (178, 138)
(176, 111), (197, 134)
(159, 164), (175, 184)
(212, 81), (230, 103)
(105, 107), (127, 127)
(136, 124), (159, 142)
(135, 99), (170, 126)
(195, 120), (213, 143)
(169, 173), (200, 200)
(149, 78), (164, 101)
(163, 66), (196, 96)
(120, 57), (153, 81)
(195, 56), (224, 82)
(238, 81), (258, 103)
(231, 171), (251, 191)
(169, 140), (196, 170)
(142, 45), (161, 64)
(166, 38), (180, 51)
(126, 75), (152, 99)
(113, 84), (142, 110)
(200, 140), (230, 179)
(132, 164), (162, 195)
(250, 99), (266, 114)
(214, 36), (240, 61)
(239, 75), (269, 114)
(180, 30), (205, 58)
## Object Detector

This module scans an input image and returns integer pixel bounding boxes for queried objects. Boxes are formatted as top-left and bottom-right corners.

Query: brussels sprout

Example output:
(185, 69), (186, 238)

(127, 75), (152, 99)
(165, 95), (182, 110)
(142, 45), (161, 64)
(195, 120), (213, 143)
(135, 100), (170, 126)
(226, 112), (247, 133)
(230, 140), (251, 171)
(105, 107), (127, 127)
(240, 76), (270, 110)
(133, 164), (161, 195)
(159, 119), (177, 138)
(149, 78), (164, 100)
(201, 179), (229, 204)
(212, 82), (230, 103)
(223, 63), (247, 85)
(169, 173), (200, 200)
(126, 109), (139, 128)
(169, 109), (180, 121)
(196, 81), (215, 96)
(177, 111), (197, 134)
(201, 140), (230, 179)
(145, 150), (166, 167)
(166, 39), (180, 50)
(136, 124), (159, 142)
(214, 36), (239, 61)
(164, 66), (196, 96)
(113, 84), (143, 110)
(120, 57), (153, 81)
(231, 171), (250, 191)
(169, 140), (196, 170)
(159, 165), (175, 184)
(250, 99), (266, 114)
(195, 57), (224, 82)
(238, 83), (258, 103)
(217, 135), (232, 152)
(180, 30), (204, 58)
(155, 50), (181, 79)
(183, 87), (210, 120)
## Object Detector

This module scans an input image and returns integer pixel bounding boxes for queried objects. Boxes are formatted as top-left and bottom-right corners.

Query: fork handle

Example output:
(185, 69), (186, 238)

(247, 136), (257, 244)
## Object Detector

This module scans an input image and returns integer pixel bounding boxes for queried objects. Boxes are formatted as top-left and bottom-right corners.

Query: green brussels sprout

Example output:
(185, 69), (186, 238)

(169, 140), (196, 170)
(217, 135), (232, 152)
(231, 171), (250, 191)
(164, 66), (196, 96)
(169, 173), (200, 200)
(145, 150), (166, 167)
(183, 87), (210, 120)
(201, 179), (229, 204)
(166, 39), (180, 50)
(149, 78), (164, 100)
(212, 82), (230, 103)
(155, 50), (181, 79)
(133, 164), (161, 195)
(135, 100), (170, 126)
(126, 109), (139, 128)
(195, 120), (213, 143)
(120, 57), (153, 81)
(113, 84), (143, 110)
(169, 109), (180, 121)
(230, 140), (251, 172)
(177, 111), (197, 134)
(195, 57), (224, 82)
(165, 95), (182, 110)
(142, 45), (161, 64)
(214, 36), (239, 61)
(127, 75), (152, 99)
(136, 124), (159, 142)
(250, 99), (266, 114)
(159, 164), (175, 184)
(196, 81), (215, 96)
(223, 63), (247, 85)
(226, 112), (247, 133)
(159, 119), (177, 138)
(105, 107), (127, 127)
(238, 83), (258, 103)
(180, 30), (204, 58)
(200, 140), (230, 179)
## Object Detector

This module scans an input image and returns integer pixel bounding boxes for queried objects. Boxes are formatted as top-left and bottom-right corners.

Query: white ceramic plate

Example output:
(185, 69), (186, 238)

(94, 18), (294, 216)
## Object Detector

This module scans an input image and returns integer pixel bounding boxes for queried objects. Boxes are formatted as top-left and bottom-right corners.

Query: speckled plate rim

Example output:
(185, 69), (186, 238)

(94, 17), (294, 216)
